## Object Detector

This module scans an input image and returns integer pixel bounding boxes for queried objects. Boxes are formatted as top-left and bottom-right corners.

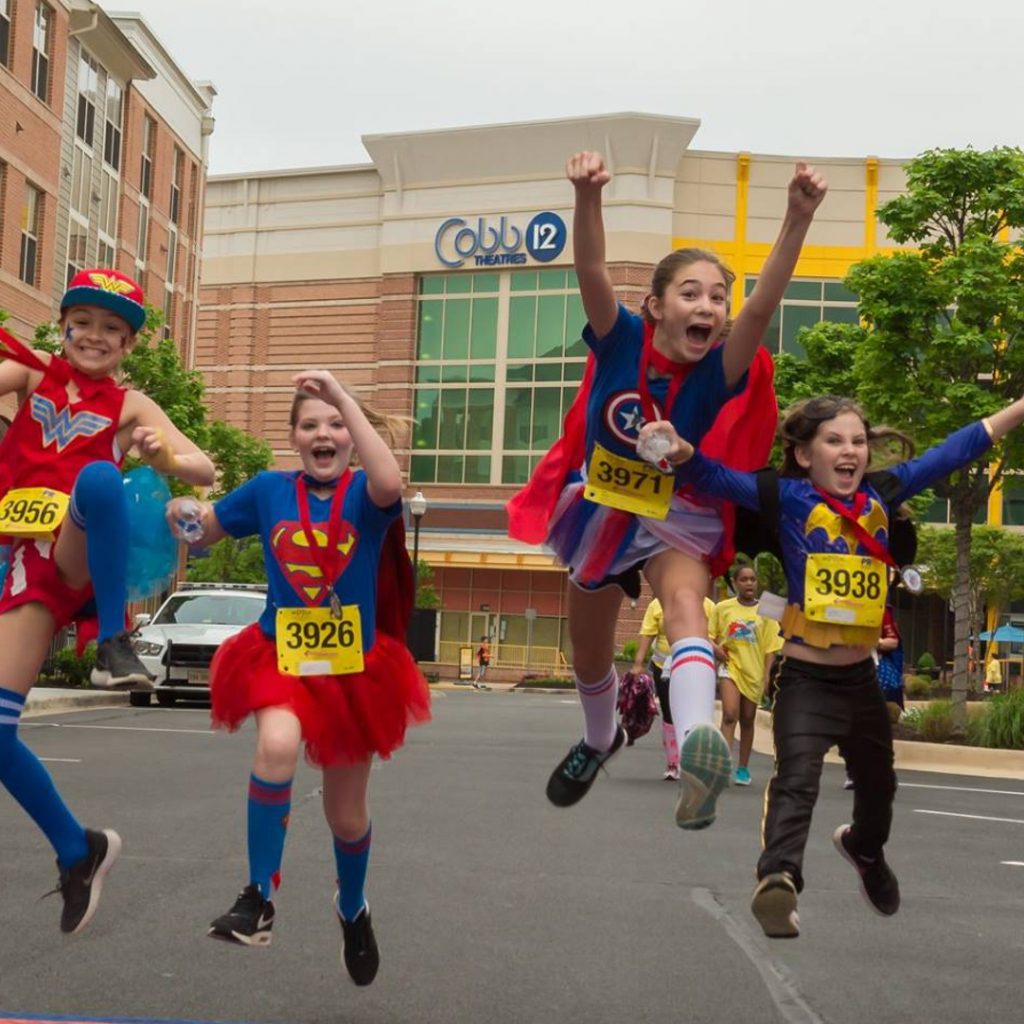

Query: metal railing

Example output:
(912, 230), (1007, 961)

(435, 640), (568, 674)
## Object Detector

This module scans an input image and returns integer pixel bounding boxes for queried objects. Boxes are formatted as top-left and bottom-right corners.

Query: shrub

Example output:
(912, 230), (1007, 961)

(967, 688), (1024, 749)
(620, 640), (638, 661)
(917, 651), (937, 671)
(47, 644), (96, 688)
(903, 674), (933, 699)
(915, 699), (956, 743)
(516, 676), (575, 689)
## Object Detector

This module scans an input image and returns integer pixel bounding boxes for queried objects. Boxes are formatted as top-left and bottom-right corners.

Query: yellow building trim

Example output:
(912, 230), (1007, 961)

(865, 158), (879, 255)
(731, 153), (750, 312)
(421, 550), (564, 571)
(988, 461), (1005, 526)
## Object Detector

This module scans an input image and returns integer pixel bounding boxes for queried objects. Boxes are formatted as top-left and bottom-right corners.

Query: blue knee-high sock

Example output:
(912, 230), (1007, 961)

(0, 687), (88, 869)
(69, 462), (129, 643)
(333, 824), (371, 922)
(247, 774), (292, 898)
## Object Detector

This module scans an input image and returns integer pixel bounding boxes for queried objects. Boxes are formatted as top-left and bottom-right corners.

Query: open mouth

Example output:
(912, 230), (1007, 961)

(686, 325), (713, 345)
(311, 445), (336, 466)
(835, 464), (858, 483)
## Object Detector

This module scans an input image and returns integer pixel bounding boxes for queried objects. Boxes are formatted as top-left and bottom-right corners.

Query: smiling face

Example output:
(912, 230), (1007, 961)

(290, 396), (353, 483)
(60, 305), (134, 378)
(794, 411), (870, 497)
(646, 260), (729, 363)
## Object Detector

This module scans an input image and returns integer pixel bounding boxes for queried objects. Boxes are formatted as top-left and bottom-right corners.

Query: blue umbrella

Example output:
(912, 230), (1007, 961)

(978, 624), (1024, 643)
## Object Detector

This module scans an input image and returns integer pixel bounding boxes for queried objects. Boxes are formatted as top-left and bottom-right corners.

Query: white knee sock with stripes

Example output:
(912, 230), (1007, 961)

(667, 637), (717, 747)
(574, 667), (619, 752)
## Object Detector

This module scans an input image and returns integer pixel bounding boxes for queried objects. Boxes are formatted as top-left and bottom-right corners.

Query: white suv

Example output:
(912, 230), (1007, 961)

(129, 582), (267, 707)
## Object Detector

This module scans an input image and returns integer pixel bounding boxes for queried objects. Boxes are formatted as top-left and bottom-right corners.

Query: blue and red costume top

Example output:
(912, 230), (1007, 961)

(208, 468), (431, 766)
(678, 421), (992, 643)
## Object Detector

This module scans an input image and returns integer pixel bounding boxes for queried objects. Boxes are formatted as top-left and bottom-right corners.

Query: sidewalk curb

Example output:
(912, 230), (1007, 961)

(24, 691), (130, 718)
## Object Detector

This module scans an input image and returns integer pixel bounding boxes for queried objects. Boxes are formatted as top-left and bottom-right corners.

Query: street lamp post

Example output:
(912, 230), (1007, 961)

(409, 490), (427, 605)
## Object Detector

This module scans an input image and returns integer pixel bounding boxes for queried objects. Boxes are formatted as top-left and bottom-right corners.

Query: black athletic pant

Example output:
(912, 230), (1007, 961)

(758, 656), (896, 892)
(650, 662), (671, 724)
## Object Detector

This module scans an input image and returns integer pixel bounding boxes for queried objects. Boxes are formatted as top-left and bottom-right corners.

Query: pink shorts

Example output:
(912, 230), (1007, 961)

(0, 537), (92, 629)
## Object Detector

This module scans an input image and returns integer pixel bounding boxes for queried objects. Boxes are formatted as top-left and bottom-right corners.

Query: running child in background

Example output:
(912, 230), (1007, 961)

(510, 151), (826, 830)
(167, 370), (430, 985)
(0, 268), (215, 934)
(651, 392), (1024, 936)
(708, 564), (781, 786)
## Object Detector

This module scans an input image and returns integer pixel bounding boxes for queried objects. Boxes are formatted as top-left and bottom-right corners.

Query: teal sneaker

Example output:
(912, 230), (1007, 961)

(675, 724), (733, 830)
(734, 765), (752, 786)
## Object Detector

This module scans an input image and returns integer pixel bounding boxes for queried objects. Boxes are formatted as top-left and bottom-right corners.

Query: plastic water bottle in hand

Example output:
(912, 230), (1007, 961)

(636, 428), (674, 469)
(173, 499), (205, 543)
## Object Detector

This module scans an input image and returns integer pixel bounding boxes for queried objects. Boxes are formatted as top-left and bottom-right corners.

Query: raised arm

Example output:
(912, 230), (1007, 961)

(567, 151), (618, 341)
(722, 163), (828, 388)
(125, 391), (216, 486)
(293, 370), (403, 509)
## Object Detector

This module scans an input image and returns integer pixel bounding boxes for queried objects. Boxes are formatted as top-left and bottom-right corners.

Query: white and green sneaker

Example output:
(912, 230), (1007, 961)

(675, 724), (733, 830)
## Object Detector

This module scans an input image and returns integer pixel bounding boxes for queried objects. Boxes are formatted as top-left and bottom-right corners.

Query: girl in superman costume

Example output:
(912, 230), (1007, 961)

(166, 369), (429, 985)
(656, 392), (1024, 938)
(508, 151), (826, 830)
(0, 269), (215, 938)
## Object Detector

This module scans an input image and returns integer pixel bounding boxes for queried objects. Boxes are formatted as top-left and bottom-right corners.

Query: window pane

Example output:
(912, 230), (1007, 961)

(468, 364), (495, 383)
(508, 296), (536, 359)
(784, 280), (822, 301)
(761, 306), (782, 354)
(535, 294), (565, 358)
(1003, 480), (1024, 526)
(420, 275), (445, 295)
(443, 299), (470, 361)
(464, 456), (490, 484)
(472, 273), (499, 293)
(561, 387), (577, 418)
(531, 389), (562, 449)
(781, 305), (821, 357)
(563, 361), (586, 382)
(415, 364), (441, 383)
(503, 388), (533, 450)
(446, 275), (471, 294)
(824, 281), (858, 303)
(466, 391), (494, 450)
(417, 301), (443, 361)
(565, 293), (586, 344)
(538, 268), (568, 289)
(920, 495), (949, 524)
(534, 362), (561, 382)
(823, 305), (860, 325)
(469, 297), (497, 360)
(438, 389), (466, 449)
(507, 363), (533, 383)
(511, 270), (537, 291)
(410, 454), (436, 483)
(744, 276), (757, 297)
(441, 364), (468, 383)
(502, 455), (532, 484)
(413, 388), (439, 449)
(437, 455), (464, 483)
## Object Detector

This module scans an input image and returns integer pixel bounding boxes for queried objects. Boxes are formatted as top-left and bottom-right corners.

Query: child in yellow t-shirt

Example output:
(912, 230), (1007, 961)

(708, 565), (781, 786)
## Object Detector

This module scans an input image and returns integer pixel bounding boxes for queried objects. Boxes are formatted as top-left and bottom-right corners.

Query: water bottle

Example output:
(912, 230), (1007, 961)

(635, 428), (674, 468)
(172, 499), (205, 543)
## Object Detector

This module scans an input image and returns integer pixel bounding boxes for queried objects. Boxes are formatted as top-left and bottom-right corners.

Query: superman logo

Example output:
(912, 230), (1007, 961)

(804, 498), (888, 553)
(88, 271), (136, 295)
(270, 521), (358, 606)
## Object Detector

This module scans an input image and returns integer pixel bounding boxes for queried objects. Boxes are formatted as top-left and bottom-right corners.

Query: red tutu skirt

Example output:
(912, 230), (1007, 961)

(210, 623), (432, 767)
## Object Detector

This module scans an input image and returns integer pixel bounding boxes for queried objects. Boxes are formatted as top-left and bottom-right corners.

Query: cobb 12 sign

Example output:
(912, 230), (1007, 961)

(434, 211), (567, 268)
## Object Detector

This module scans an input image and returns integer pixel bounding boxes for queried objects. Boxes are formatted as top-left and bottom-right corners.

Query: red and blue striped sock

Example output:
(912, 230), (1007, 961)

(667, 638), (717, 744)
(333, 823), (371, 922)
(247, 773), (292, 897)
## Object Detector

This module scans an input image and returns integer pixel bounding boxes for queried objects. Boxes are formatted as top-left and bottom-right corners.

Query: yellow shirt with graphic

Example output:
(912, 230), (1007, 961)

(709, 597), (783, 703)
(639, 598), (671, 668)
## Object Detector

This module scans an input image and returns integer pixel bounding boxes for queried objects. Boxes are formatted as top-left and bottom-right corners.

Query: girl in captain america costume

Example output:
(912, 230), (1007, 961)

(165, 369), (430, 985)
(647, 390), (1024, 938)
(0, 268), (215, 937)
(508, 151), (827, 830)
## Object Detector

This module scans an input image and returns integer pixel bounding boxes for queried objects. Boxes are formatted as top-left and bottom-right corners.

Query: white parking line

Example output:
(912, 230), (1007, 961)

(27, 722), (214, 736)
(40, 757), (81, 763)
(915, 809), (1024, 825)
(1000, 861), (1024, 867)
(902, 782), (1024, 797)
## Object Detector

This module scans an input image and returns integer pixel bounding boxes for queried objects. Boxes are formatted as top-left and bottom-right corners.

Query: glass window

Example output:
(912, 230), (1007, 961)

(469, 297), (497, 360)
(536, 295), (566, 359)
(136, 202), (149, 268)
(417, 301), (443, 361)
(0, 0), (10, 68)
(71, 146), (93, 216)
(103, 79), (123, 169)
(508, 296), (536, 359)
(465, 391), (493, 451)
(412, 388), (439, 449)
(438, 389), (466, 449)
(503, 388), (533, 451)
(170, 148), (183, 225)
(437, 455), (464, 483)
(784, 280), (822, 301)
(463, 456), (490, 484)
(19, 185), (42, 286)
(66, 220), (88, 285)
(442, 299), (470, 361)
(781, 305), (822, 358)
(31, 3), (51, 103)
(747, 276), (860, 356)
(76, 55), (98, 145)
(824, 281), (858, 303)
(140, 116), (155, 199)
(531, 389), (562, 448)
(1003, 478), (1024, 527)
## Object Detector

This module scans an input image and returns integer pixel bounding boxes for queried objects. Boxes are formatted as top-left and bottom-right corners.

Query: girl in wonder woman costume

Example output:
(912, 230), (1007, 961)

(0, 268), (214, 935)
(166, 370), (429, 985)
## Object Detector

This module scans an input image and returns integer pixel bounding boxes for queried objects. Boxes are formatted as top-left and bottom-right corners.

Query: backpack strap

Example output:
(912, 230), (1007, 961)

(865, 469), (903, 506)
(754, 466), (782, 539)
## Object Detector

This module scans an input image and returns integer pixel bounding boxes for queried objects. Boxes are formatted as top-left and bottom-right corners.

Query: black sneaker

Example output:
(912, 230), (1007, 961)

(750, 871), (800, 939)
(208, 884), (275, 946)
(545, 725), (626, 807)
(54, 828), (122, 934)
(337, 899), (380, 986)
(90, 631), (155, 690)
(833, 825), (900, 916)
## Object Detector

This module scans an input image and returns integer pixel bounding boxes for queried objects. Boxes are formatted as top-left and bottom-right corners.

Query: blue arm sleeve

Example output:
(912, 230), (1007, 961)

(212, 473), (266, 539)
(676, 451), (761, 509)
(581, 303), (638, 355)
(887, 422), (992, 503)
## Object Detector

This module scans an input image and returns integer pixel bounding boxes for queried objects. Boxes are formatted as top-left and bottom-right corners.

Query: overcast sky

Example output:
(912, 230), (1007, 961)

(116, 0), (1024, 177)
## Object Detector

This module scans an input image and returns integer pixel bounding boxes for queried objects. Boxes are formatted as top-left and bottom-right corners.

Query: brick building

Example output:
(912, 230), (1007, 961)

(0, 0), (213, 398)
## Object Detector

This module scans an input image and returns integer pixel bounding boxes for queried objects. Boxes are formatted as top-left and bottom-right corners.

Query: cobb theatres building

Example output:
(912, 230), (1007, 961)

(196, 111), (994, 675)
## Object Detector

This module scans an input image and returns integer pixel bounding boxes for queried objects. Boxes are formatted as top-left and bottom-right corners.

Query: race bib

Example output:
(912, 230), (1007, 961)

(0, 487), (70, 539)
(804, 553), (887, 628)
(584, 442), (671, 520)
(276, 605), (364, 676)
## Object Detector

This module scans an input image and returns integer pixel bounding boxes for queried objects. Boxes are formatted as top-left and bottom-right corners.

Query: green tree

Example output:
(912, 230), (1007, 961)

(414, 559), (440, 609)
(186, 536), (267, 584)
